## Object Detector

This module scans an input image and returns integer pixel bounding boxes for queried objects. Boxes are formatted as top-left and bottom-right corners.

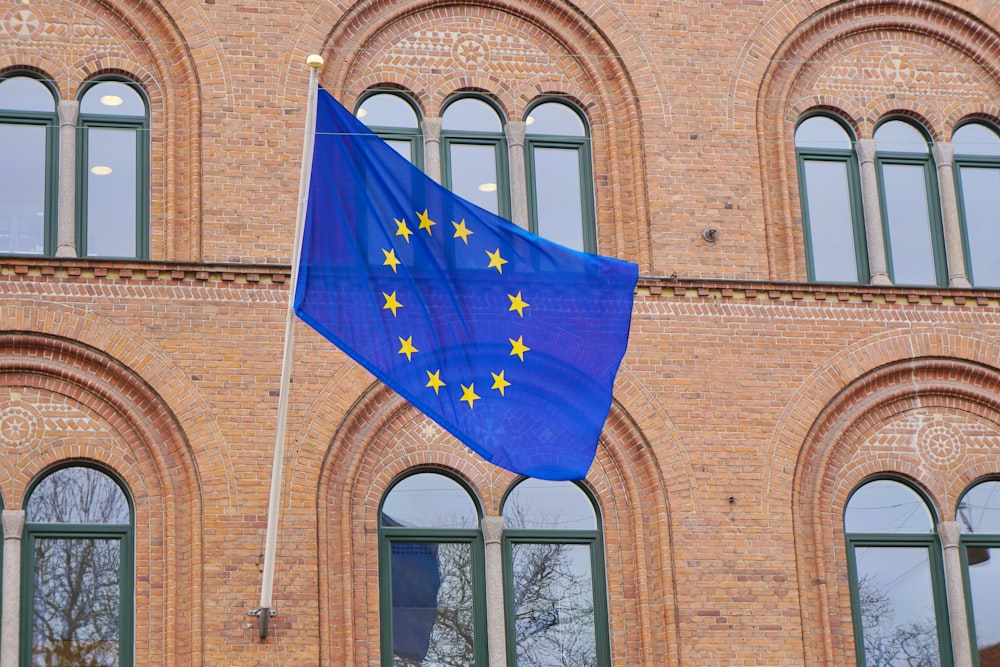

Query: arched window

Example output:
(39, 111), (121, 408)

(874, 119), (947, 286)
(844, 478), (952, 667)
(357, 92), (423, 167)
(953, 123), (1000, 288)
(0, 74), (57, 256)
(379, 471), (487, 666)
(501, 478), (610, 667)
(958, 480), (1000, 665)
(524, 101), (595, 252)
(78, 79), (149, 259)
(794, 115), (867, 283)
(441, 97), (509, 218)
(22, 464), (134, 667)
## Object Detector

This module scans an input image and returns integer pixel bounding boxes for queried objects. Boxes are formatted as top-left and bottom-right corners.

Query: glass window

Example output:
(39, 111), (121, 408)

(953, 123), (1000, 288)
(958, 480), (1000, 666)
(357, 92), (423, 166)
(502, 478), (610, 667)
(23, 465), (134, 667)
(874, 120), (947, 286)
(525, 101), (595, 252)
(379, 472), (487, 666)
(78, 80), (148, 258)
(0, 74), (57, 256)
(794, 115), (867, 283)
(844, 479), (952, 667)
(442, 97), (509, 217)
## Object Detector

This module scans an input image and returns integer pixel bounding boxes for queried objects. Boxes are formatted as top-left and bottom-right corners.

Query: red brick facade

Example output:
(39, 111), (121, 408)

(2, 1), (1000, 665)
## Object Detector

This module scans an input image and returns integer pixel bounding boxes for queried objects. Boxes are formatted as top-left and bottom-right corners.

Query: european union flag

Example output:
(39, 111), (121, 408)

(294, 88), (637, 480)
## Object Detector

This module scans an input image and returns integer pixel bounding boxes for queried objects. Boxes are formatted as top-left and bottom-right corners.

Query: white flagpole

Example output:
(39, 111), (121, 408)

(255, 53), (324, 640)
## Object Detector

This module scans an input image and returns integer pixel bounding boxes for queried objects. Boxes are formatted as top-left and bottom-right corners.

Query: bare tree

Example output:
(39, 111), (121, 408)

(857, 574), (940, 667)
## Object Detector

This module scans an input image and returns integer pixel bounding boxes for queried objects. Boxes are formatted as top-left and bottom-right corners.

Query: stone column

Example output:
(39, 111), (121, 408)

(2, 510), (25, 667)
(856, 139), (891, 285)
(931, 143), (972, 287)
(482, 516), (508, 667)
(422, 117), (442, 184)
(505, 121), (529, 230)
(939, 521), (974, 667)
(56, 100), (79, 257)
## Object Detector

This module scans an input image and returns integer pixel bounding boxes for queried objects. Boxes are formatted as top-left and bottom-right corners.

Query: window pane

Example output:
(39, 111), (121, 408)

(881, 163), (938, 286)
(959, 481), (1000, 534)
(957, 166), (1000, 287)
(31, 537), (121, 667)
(966, 545), (1000, 660)
(0, 76), (55, 112)
(853, 546), (942, 667)
(845, 480), (933, 533)
(27, 467), (129, 524)
(511, 542), (597, 666)
(0, 122), (46, 254)
(532, 147), (585, 251)
(875, 121), (929, 154)
(503, 479), (596, 530)
(382, 473), (478, 529)
(443, 99), (502, 133)
(86, 127), (138, 257)
(526, 103), (585, 137)
(81, 81), (145, 116)
(384, 139), (414, 162)
(358, 93), (419, 129)
(391, 541), (476, 666)
(795, 116), (852, 150)
(801, 159), (859, 282)
(953, 123), (1000, 157)
(448, 143), (499, 214)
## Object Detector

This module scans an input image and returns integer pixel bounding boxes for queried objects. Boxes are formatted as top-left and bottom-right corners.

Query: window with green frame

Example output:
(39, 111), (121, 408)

(524, 101), (596, 253)
(844, 478), (953, 667)
(501, 478), (610, 667)
(78, 79), (149, 259)
(379, 471), (488, 667)
(874, 119), (947, 286)
(794, 115), (868, 283)
(958, 480), (1000, 666)
(952, 122), (1000, 288)
(441, 97), (510, 219)
(356, 92), (424, 167)
(21, 464), (134, 667)
(0, 74), (58, 256)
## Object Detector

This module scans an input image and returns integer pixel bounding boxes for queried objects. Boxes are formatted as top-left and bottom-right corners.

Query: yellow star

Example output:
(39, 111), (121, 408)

(395, 218), (413, 243)
(426, 370), (445, 395)
(460, 383), (480, 409)
(486, 248), (508, 274)
(397, 336), (418, 361)
(382, 248), (401, 273)
(507, 291), (529, 317)
(509, 336), (530, 361)
(452, 219), (473, 244)
(491, 370), (511, 396)
(417, 209), (436, 235)
(382, 291), (403, 316)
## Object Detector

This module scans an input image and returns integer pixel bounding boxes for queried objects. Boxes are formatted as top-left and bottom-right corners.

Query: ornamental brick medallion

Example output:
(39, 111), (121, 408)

(3, 6), (44, 39)
(916, 420), (965, 469)
(0, 398), (43, 453)
(881, 52), (915, 87)
(418, 418), (443, 443)
(452, 36), (490, 69)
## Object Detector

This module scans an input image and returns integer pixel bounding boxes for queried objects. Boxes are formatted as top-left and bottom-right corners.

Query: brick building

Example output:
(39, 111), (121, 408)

(1, 0), (1000, 665)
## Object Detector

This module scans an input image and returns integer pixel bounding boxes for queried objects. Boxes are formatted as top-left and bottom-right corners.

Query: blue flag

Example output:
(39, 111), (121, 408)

(294, 88), (637, 480)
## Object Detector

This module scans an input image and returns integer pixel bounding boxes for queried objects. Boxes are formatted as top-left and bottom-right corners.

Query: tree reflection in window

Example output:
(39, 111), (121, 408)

(958, 480), (1000, 665)
(844, 478), (951, 667)
(24, 465), (133, 667)
(502, 478), (610, 667)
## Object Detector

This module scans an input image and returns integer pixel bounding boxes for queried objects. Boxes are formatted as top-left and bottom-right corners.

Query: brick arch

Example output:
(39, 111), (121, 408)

(283, 0), (651, 271)
(312, 377), (676, 665)
(0, 331), (204, 666)
(789, 356), (1000, 666)
(744, 0), (1000, 281)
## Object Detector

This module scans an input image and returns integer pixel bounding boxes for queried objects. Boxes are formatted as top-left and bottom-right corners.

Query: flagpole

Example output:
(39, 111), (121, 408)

(254, 53), (323, 640)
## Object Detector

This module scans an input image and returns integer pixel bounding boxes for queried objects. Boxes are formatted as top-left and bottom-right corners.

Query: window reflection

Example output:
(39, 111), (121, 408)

(844, 479), (934, 533)
(357, 92), (422, 165)
(503, 478), (596, 530)
(954, 123), (1000, 287)
(442, 97), (508, 218)
(381, 472), (478, 529)
(959, 481), (1000, 662)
